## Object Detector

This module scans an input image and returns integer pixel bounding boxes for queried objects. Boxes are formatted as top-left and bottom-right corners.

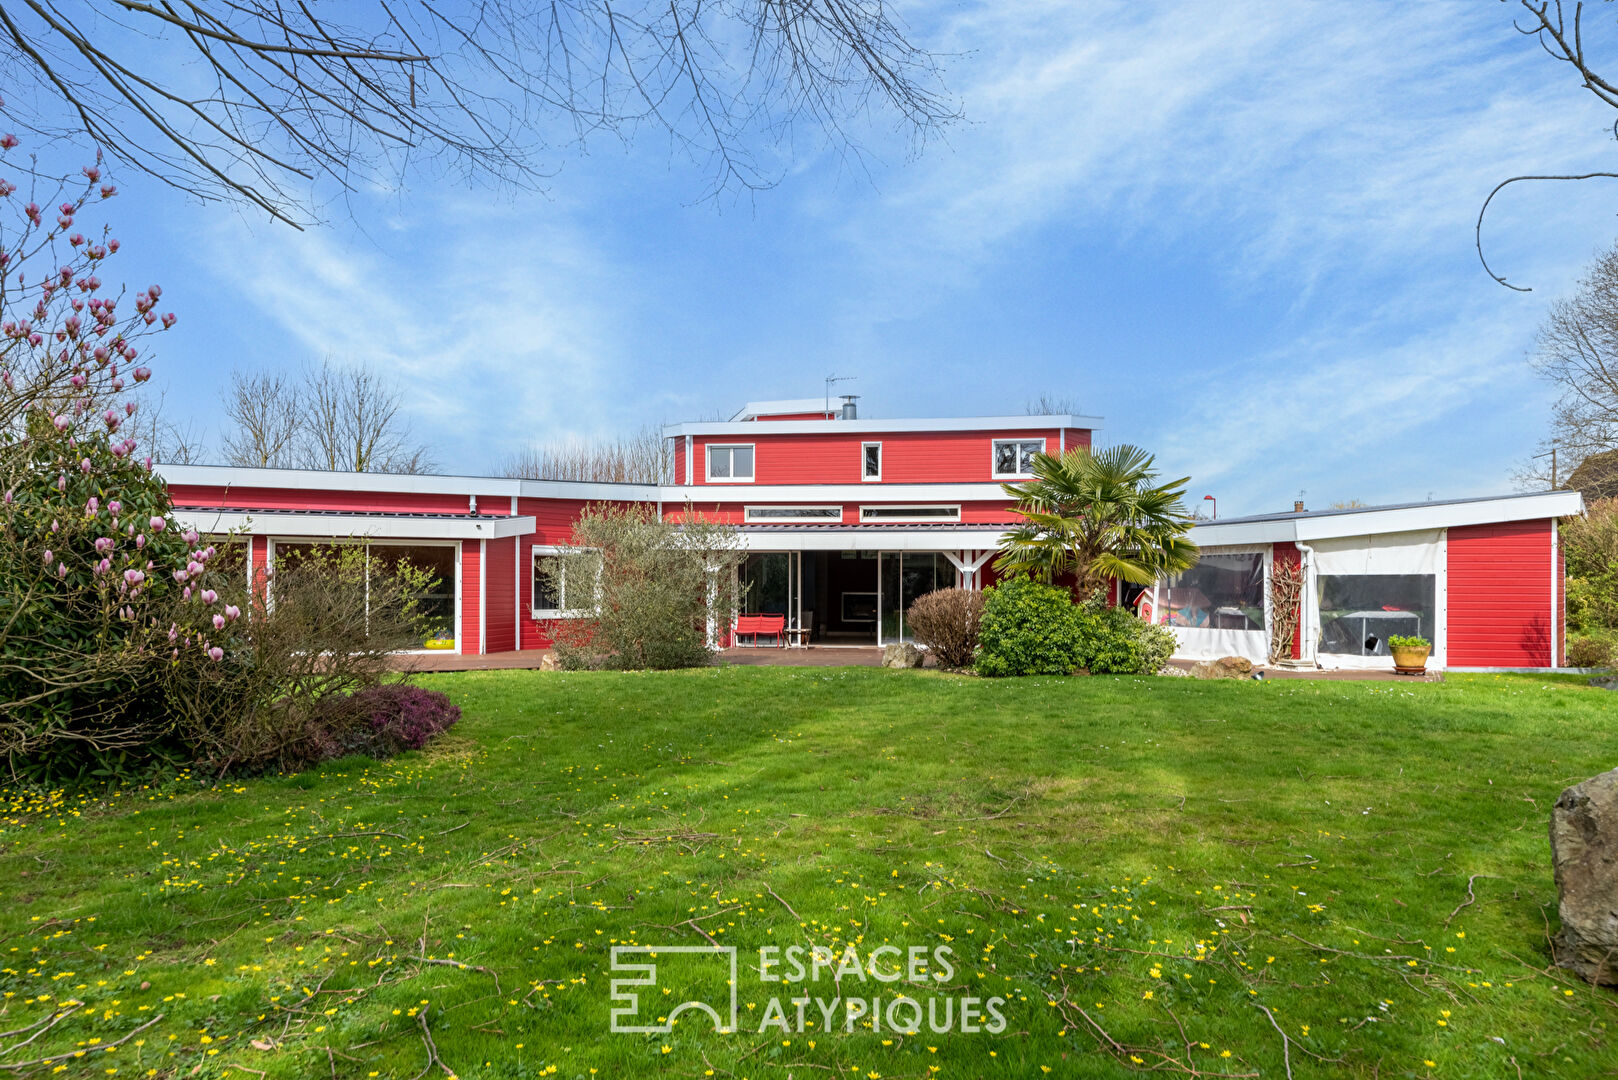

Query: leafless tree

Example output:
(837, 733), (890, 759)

(298, 358), (433, 474)
(498, 425), (669, 483)
(1482, 2), (1618, 289)
(128, 388), (206, 464)
(1519, 241), (1618, 486)
(220, 370), (300, 468)
(0, 2), (958, 227)
(1024, 393), (1083, 416)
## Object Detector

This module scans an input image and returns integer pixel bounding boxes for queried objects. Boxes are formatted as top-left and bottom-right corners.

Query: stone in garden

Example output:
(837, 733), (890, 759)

(1591, 677), (1617, 692)
(1550, 767), (1618, 984)
(882, 642), (924, 669)
(1190, 656), (1253, 679)
(539, 653), (561, 671)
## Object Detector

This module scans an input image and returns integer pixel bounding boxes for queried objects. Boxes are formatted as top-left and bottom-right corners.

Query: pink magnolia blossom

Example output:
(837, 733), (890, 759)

(213, 613), (226, 630)
(173, 569), (188, 583)
(79, 458), (91, 473)
(1, 489), (10, 505)
(94, 537), (113, 554)
(0, 134), (16, 150)
(135, 534), (145, 549)
(107, 500), (121, 515)
(42, 549), (53, 564)
(182, 529), (198, 544)
(149, 516), (165, 532)
(161, 313), (176, 329)
(224, 605), (241, 621)
(96, 558), (111, 575)
(208, 646), (224, 662)
(51, 414), (68, 431)
(200, 589), (218, 605)
(133, 366), (151, 383)
(182, 585), (192, 599)
(56, 563), (67, 579)
(85, 496), (98, 514)
(124, 569), (144, 586)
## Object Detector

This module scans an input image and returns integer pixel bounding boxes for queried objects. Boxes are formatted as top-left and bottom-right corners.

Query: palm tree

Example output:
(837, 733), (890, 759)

(995, 445), (1199, 594)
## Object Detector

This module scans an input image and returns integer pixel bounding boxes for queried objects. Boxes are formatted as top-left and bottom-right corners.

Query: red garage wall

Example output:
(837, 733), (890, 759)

(169, 484), (485, 516)
(1447, 520), (1554, 668)
(485, 536), (517, 653)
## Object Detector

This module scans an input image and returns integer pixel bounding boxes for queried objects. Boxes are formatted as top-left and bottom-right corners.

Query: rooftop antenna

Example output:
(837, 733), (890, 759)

(825, 373), (856, 418)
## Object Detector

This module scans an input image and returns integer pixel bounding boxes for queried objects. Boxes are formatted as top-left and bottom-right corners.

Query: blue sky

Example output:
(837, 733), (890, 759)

(73, 1), (1618, 515)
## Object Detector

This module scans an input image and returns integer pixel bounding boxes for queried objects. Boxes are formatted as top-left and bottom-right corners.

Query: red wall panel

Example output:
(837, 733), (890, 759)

(485, 535), (517, 653)
(460, 540), (480, 656)
(1448, 520), (1554, 668)
(1272, 542), (1303, 660)
(169, 484), (487, 516)
(688, 427), (1086, 486)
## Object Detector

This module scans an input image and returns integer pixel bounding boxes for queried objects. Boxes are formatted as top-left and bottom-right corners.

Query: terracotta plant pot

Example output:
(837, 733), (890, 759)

(1390, 645), (1430, 675)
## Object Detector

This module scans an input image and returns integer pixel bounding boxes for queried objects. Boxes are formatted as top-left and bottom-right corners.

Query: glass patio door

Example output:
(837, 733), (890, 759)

(877, 552), (953, 644)
(740, 551), (802, 628)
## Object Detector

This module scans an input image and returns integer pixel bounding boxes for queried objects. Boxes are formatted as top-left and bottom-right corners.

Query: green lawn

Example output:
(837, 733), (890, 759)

(1, 667), (1616, 1078)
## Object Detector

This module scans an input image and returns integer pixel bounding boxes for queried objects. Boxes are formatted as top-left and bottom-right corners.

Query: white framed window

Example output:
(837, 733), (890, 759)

(862, 441), (882, 481)
(744, 505), (844, 524)
(706, 443), (755, 482)
(531, 545), (602, 618)
(992, 439), (1045, 479)
(859, 505), (961, 523)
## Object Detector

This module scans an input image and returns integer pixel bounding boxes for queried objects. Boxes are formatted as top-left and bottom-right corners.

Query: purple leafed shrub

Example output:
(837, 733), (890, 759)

(352, 684), (460, 753)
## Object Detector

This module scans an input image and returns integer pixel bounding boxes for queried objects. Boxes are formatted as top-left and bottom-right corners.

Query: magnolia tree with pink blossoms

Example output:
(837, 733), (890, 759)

(0, 139), (433, 783)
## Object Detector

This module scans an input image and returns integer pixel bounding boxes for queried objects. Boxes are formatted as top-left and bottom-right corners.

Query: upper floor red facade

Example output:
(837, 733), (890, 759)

(665, 401), (1096, 487)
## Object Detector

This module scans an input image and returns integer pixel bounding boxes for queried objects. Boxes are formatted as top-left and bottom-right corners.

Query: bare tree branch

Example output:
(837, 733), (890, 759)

(0, 1), (959, 225)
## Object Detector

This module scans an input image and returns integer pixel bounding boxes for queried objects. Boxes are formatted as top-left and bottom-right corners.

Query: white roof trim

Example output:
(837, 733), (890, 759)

(661, 414), (1102, 438)
(1189, 491), (1585, 547)
(736, 527), (1010, 551)
(663, 482), (1011, 502)
(157, 464), (659, 502)
(170, 510), (538, 540)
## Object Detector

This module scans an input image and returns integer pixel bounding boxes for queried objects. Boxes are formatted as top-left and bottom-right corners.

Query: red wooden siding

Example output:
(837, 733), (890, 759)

(250, 534), (270, 609)
(168, 484), (496, 516)
(1447, 520), (1554, 667)
(663, 500), (1026, 527)
(460, 541), (480, 656)
(687, 428), (1086, 486)
(485, 536), (517, 653)
(1272, 542), (1304, 660)
(1556, 531), (1565, 667)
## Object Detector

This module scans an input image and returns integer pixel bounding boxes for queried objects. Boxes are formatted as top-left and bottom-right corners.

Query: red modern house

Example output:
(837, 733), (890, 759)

(158, 397), (1585, 671)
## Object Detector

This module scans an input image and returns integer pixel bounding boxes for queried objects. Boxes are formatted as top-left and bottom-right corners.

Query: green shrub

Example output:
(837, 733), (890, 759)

(1387, 634), (1430, 650)
(975, 577), (1087, 677)
(1568, 636), (1613, 669)
(546, 504), (744, 671)
(1079, 604), (1177, 675)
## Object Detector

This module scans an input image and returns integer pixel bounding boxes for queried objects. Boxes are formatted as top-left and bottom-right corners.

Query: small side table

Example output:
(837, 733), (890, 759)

(785, 627), (812, 648)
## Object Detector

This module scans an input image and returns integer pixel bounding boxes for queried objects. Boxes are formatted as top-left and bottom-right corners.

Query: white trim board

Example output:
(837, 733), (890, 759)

(173, 510), (538, 540)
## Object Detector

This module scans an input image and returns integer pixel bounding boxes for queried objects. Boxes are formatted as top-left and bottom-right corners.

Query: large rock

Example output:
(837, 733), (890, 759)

(1550, 767), (1618, 983)
(1190, 656), (1254, 680)
(539, 653), (561, 672)
(881, 642), (924, 669)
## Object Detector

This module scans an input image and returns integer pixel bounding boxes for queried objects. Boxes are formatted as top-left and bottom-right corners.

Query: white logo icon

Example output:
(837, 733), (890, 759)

(609, 945), (738, 1034)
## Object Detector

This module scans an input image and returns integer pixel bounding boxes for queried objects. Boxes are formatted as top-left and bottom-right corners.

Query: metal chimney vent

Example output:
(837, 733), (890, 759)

(840, 394), (859, 420)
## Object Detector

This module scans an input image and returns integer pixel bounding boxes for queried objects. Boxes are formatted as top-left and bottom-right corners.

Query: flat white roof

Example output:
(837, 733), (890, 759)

(730, 398), (836, 420)
(1190, 490), (1584, 547)
(662, 414), (1103, 438)
(171, 508), (539, 540)
(158, 463), (662, 503)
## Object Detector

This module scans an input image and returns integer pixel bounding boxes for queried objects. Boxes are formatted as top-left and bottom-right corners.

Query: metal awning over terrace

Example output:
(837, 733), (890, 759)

(170, 507), (538, 541)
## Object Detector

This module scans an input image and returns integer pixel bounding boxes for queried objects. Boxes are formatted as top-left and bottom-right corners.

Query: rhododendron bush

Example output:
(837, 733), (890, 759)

(0, 144), (438, 782)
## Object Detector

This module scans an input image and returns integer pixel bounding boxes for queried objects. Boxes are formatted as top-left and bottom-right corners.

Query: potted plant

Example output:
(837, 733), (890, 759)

(1388, 634), (1431, 675)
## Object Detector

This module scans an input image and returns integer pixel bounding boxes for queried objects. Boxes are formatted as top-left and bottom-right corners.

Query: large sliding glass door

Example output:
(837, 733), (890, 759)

(878, 552), (954, 644)
(740, 552), (802, 626)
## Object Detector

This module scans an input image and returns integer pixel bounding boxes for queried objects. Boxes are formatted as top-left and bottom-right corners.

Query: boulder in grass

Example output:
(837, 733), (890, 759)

(539, 653), (561, 672)
(1550, 767), (1618, 984)
(1190, 656), (1254, 679)
(882, 642), (925, 669)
